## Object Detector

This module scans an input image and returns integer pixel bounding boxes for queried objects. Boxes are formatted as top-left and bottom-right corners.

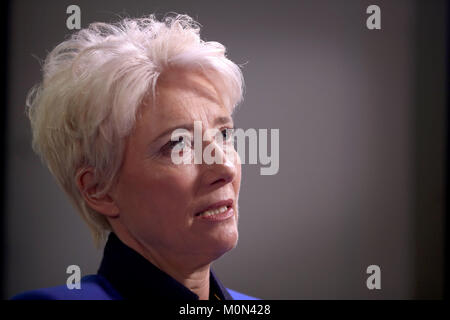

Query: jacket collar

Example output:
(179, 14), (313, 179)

(97, 232), (233, 300)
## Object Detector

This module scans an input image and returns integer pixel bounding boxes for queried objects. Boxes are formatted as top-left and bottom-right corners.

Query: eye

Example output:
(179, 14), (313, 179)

(161, 135), (192, 155)
(169, 136), (186, 149)
(220, 128), (234, 142)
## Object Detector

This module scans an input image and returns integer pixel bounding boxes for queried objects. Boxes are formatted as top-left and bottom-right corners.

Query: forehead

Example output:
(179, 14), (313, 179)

(140, 71), (230, 128)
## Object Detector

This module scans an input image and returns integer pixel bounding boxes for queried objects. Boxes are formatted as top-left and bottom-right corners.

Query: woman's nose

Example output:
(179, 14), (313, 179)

(199, 139), (237, 187)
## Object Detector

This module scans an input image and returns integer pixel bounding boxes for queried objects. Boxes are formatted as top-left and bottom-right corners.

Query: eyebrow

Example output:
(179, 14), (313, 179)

(152, 116), (234, 143)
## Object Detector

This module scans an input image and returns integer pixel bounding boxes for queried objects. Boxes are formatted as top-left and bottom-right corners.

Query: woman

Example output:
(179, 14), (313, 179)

(13, 14), (255, 300)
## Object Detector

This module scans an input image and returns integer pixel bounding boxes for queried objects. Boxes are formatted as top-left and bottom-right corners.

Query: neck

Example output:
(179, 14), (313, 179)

(113, 229), (212, 300)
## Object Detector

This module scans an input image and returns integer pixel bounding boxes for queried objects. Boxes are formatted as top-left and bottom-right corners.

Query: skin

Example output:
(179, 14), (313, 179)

(77, 70), (242, 300)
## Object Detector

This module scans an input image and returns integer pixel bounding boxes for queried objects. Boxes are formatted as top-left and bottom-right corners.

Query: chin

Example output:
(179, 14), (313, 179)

(208, 228), (239, 260)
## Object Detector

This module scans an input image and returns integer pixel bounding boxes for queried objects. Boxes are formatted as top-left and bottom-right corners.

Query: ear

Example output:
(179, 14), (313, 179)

(76, 167), (119, 217)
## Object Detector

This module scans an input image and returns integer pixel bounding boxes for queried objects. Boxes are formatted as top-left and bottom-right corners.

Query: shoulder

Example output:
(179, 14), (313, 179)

(226, 288), (260, 300)
(10, 275), (122, 300)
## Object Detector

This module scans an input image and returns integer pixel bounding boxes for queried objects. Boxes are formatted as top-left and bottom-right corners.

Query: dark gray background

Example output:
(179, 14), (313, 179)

(4, 0), (447, 299)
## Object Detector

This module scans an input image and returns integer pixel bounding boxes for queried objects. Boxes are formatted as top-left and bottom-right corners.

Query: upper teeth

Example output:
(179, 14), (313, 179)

(198, 205), (228, 217)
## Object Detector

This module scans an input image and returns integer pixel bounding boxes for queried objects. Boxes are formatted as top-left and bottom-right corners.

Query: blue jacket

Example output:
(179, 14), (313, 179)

(12, 274), (256, 300)
(12, 233), (257, 300)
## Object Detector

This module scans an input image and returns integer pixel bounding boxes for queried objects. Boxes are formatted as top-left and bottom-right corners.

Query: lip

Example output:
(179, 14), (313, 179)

(195, 199), (234, 217)
(196, 206), (234, 222)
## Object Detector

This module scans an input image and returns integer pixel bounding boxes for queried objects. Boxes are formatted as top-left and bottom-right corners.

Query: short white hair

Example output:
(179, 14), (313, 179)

(27, 14), (244, 246)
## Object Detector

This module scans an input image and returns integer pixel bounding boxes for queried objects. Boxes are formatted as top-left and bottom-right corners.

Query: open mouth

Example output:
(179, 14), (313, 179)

(196, 205), (231, 217)
(195, 199), (233, 217)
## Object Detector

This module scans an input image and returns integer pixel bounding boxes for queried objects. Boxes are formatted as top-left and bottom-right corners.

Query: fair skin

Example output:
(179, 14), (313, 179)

(77, 70), (241, 300)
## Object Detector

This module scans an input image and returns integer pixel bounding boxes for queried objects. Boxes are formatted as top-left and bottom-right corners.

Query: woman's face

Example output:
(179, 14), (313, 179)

(111, 71), (241, 264)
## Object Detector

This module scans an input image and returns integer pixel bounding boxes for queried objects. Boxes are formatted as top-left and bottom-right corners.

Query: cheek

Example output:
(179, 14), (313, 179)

(116, 163), (188, 207)
(130, 165), (198, 215)
(115, 165), (200, 244)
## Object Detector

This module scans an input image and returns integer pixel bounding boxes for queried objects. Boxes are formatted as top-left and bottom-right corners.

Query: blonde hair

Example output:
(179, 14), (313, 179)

(27, 14), (244, 246)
